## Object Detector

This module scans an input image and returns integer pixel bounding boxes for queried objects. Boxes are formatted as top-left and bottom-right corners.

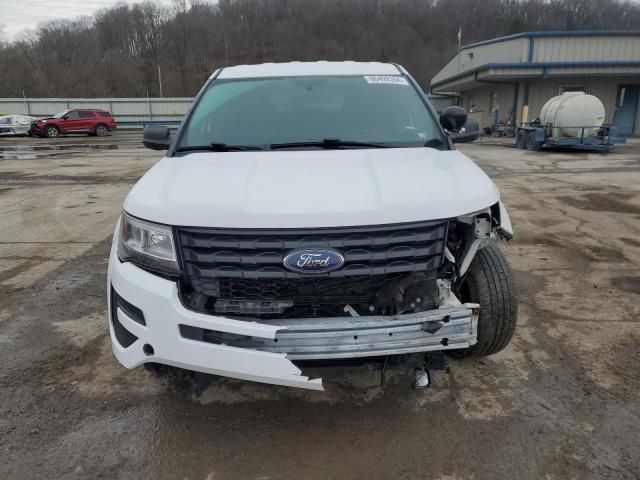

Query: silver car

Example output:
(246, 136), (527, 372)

(0, 115), (36, 136)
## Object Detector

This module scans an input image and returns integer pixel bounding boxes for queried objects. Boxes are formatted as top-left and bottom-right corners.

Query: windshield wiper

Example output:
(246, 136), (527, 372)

(270, 139), (391, 150)
(175, 142), (264, 153)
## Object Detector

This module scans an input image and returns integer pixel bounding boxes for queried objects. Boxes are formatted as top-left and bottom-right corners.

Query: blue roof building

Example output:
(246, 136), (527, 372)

(431, 31), (640, 135)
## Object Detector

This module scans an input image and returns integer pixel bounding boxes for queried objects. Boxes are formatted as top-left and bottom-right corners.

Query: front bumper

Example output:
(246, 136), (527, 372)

(30, 124), (45, 136)
(107, 241), (478, 390)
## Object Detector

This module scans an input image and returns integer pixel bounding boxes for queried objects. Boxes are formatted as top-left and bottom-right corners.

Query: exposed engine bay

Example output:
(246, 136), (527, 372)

(178, 202), (512, 320)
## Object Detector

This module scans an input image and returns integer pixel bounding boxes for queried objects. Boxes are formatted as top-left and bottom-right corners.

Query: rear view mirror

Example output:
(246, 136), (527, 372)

(440, 106), (479, 143)
(143, 125), (172, 150)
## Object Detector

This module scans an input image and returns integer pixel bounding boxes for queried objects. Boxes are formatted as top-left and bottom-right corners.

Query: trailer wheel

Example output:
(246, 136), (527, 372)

(526, 131), (542, 151)
(447, 242), (518, 358)
(515, 130), (527, 149)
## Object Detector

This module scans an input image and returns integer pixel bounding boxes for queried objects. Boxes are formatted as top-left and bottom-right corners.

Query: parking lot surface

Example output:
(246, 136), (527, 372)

(1, 133), (639, 479)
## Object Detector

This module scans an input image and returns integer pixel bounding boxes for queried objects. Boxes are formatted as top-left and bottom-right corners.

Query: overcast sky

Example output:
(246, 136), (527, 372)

(0, 0), (171, 41)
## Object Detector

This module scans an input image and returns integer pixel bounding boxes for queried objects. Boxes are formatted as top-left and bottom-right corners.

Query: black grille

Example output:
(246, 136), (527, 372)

(176, 221), (448, 318)
(177, 220), (448, 280)
(219, 274), (401, 303)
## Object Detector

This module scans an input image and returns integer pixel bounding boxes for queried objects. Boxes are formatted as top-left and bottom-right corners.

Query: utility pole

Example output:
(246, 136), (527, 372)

(23, 90), (31, 115)
(158, 65), (163, 98)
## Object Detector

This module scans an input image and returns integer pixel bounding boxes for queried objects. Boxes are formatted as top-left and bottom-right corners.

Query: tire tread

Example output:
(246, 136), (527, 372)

(448, 242), (517, 358)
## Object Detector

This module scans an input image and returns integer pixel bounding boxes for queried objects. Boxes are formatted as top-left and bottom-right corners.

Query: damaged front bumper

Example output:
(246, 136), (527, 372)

(108, 242), (478, 391)
(180, 307), (478, 361)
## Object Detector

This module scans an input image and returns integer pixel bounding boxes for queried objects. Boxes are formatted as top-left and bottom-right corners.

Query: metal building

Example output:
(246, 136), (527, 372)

(430, 31), (640, 136)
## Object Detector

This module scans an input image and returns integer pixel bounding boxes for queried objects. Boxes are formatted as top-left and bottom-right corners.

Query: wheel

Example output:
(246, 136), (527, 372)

(525, 131), (542, 151)
(95, 124), (109, 137)
(45, 125), (60, 138)
(515, 130), (527, 149)
(448, 242), (518, 358)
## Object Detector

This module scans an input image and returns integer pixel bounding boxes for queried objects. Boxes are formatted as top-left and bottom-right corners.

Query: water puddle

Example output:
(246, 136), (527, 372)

(0, 151), (70, 160)
(0, 143), (120, 160)
(611, 276), (640, 295)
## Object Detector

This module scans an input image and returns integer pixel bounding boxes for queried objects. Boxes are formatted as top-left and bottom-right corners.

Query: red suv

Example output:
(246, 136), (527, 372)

(31, 109), (116, 138)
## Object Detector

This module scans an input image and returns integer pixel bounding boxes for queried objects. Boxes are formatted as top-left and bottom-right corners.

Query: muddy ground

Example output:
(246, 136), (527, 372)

(1, 132), (639, 479)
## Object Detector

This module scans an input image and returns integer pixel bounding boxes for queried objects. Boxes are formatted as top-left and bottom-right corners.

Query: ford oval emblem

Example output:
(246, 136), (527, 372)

(283, 248), (345, 274)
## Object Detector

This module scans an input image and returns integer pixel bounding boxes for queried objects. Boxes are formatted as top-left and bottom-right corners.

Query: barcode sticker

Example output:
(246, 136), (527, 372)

(364, 75), (409, 86)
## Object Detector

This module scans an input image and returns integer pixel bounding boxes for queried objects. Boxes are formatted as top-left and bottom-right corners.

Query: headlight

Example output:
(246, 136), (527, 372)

(117, 212), (178, 275)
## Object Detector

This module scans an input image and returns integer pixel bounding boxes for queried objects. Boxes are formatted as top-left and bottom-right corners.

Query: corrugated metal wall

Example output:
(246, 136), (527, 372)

(526, 77), (639, 125)
(0, 98), (193, 123)
(428, 95), (456, 112)
(534, 36), (640, 62)
(459, 83), (518, 129)
(432, 37), (529, 85)
(0, 94), (452, 121)
(432, 33), (640, 134)
(458, 76), (640, 133)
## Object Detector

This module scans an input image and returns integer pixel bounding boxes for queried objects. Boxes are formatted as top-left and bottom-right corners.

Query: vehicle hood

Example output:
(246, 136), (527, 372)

(124, 148), (500, 228)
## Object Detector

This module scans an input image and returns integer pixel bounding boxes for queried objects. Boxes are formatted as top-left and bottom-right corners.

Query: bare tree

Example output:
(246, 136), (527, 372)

(1, 0), (639, 98)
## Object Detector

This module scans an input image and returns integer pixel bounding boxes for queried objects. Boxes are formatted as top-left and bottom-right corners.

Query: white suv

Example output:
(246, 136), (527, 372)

(107, 61), (517, 390)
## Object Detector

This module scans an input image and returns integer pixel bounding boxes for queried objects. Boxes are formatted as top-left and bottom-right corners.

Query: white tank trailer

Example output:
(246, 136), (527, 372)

(515, 92), (620, 151)
(540, 92), (606, 138)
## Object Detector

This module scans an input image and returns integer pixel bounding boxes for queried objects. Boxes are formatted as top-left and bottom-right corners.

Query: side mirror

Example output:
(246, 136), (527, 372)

(440, 106), (467, 131)
(440, 106), (479, 143)
(143, 125), (172, 150)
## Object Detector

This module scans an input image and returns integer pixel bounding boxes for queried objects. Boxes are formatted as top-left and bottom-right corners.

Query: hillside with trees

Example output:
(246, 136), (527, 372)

(1, 0), (640, 97)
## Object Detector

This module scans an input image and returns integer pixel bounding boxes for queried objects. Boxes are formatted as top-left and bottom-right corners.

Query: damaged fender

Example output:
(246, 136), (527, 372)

(497, 200), (513, 239)
(457, 201), (513, 276)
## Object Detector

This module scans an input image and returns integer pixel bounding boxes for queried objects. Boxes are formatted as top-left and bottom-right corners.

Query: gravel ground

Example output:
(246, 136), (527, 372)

(1, 132), (639, 479)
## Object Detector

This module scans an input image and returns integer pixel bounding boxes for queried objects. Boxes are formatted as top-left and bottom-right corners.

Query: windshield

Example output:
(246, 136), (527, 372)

(53, 110), (69, 118)
(177, 75), (445, 151)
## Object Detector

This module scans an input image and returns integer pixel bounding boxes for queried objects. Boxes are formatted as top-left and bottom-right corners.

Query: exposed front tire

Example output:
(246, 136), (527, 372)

(515, 130), (527, 149)
(95, 124), (109, 137)
(45, 125), (60, 138)
(448, 242), (518, 358)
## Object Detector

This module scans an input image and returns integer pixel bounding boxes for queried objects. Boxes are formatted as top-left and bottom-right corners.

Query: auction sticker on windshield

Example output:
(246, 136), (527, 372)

(364, 75), (409, 86)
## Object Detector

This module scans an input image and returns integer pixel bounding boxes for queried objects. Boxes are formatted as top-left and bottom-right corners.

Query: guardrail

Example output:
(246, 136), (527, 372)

(117, 120), (182, 129)
(0, 97), (192, 124)
(1, 94), (455, 128)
